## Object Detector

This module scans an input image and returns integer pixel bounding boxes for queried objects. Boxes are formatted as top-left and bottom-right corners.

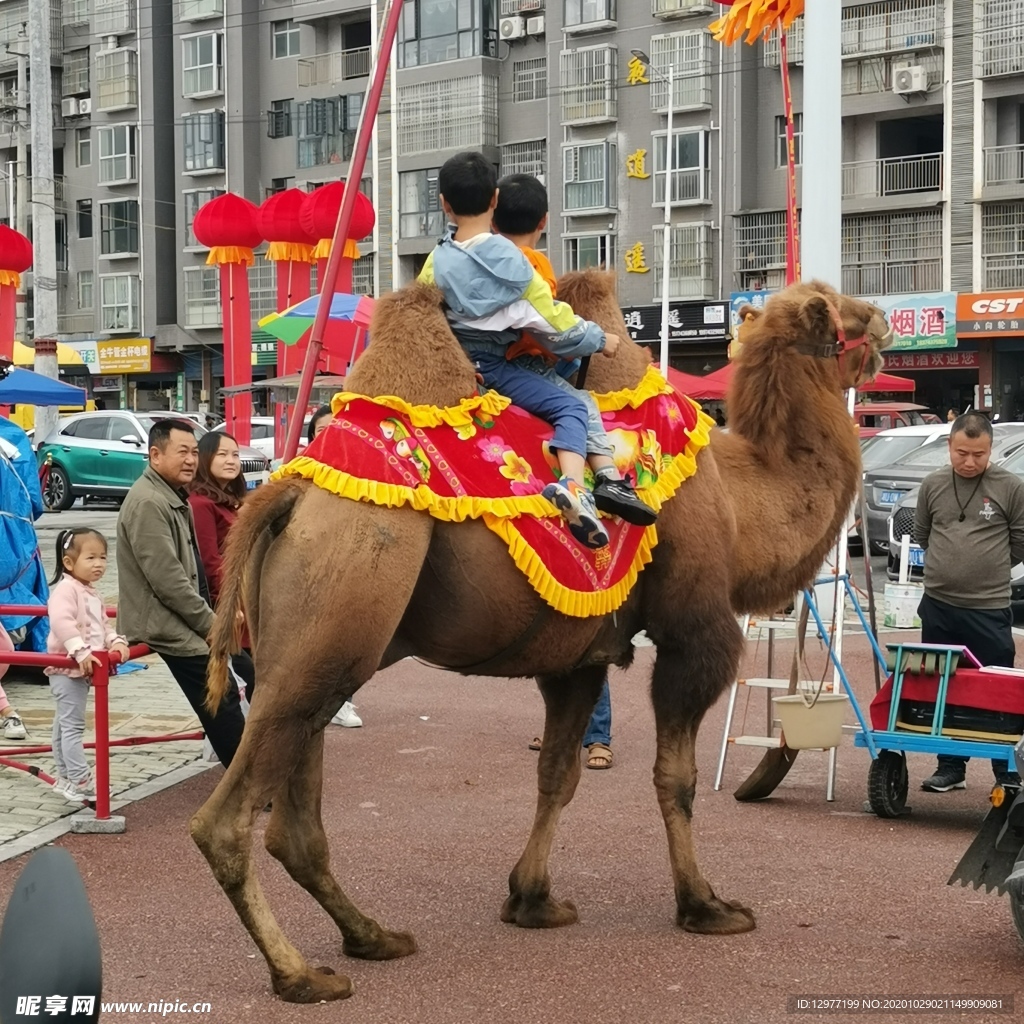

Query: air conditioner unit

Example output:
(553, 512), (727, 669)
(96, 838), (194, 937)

(526, 15), (545, 34)
(61, 98), (79, 118)
(78, 97), (92, 115)
(499, 15), (526, 41)
(893, 64), (927, 95)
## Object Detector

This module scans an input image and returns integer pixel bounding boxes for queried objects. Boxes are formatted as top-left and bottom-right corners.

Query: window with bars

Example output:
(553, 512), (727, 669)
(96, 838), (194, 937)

(763, 16), (805, 65)
(398, 0), (499, 68)
(248, 260), (278, 322)
(183, 111), (225, 172)
(841, 0), (942, 59)
(182, 33), (223, 97)
(775, 113), (803, 166)
(560, 47), (616, 124)
(841, 51), (941, 95)
(501, 140), (546, 182)
(95, 49), (138, 110)
(99, 201), (139, 256)
(183, 267), (221, 327)
(733, 211), (789, 288)
(650, 32), (711, 111)
(267, 99), (294, 139)
(266, 177), (293, 197)
(183, 188), (224, 247)
(62, 50), (90, 97)
(652, 129), (709, 205)
(77, 270), (94, 310)
(652, 224), (712, 300)
(563, 234), (614, 272)
(97, 124), (136, 183)
(397, 76), (499, 156)
(66, 0), (90, 25)
(564, 0), (615, 30)
(399, 168), (444, 239)
(100, 273), (140, 332)
(981, 202), (1024, 290)
(296, 96), (360, 168)
(841, 209), (942, 295)
(272, 19), (301, 59)
(513, 58), (547, 102)
(563, 141), (615, 212)
(181, 0), (223, 19)
(94, 0), (134, 35)
(77, 199), (93, 239)
(352, 253), (375, 295)
(979, 0), (1024, 78)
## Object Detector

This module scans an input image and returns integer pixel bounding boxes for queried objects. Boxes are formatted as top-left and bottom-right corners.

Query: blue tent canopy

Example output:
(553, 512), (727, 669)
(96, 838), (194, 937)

(0, 368), (87, 407)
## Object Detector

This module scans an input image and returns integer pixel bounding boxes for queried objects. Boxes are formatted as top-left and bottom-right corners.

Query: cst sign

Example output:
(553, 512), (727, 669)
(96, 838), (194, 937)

(956, 293), (1024, 337)
(968, 295), (1024, 315)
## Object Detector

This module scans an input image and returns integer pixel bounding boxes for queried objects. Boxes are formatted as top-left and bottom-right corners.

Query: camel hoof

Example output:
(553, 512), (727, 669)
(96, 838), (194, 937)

(344, 928), (418, 961)
(677, 894), (756, 935)
(500, 893), (579, 929)
(273, 966), (354, 1003)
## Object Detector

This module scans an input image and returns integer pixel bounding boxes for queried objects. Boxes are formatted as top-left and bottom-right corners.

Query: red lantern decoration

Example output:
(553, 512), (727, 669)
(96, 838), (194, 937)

(191, 193), (265, 447)
(0, 225), (32, 363)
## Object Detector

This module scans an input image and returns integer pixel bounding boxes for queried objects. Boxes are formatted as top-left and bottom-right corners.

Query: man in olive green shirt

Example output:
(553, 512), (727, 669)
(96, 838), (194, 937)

(913, 412), (1024, 792)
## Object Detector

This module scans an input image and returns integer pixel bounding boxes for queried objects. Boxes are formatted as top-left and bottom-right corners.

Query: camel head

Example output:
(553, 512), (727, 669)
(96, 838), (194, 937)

(737, 280), (892, 392)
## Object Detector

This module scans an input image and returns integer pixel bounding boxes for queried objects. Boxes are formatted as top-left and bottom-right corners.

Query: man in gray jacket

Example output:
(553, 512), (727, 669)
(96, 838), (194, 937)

(117, 419), (245, 766)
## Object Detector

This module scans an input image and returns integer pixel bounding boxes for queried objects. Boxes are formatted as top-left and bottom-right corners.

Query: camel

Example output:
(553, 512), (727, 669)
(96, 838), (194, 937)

(190, 273), (891, 1003)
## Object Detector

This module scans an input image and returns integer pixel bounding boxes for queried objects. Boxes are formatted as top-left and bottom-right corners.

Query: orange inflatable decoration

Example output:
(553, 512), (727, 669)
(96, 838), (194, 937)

(709, 0), (804, 46)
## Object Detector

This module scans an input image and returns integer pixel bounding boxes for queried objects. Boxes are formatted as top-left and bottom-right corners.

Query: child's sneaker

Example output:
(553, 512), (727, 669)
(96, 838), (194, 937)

(592, 476), (659, 526)
(61, 775), (96, 804)
(1, 713), (26, 740)
(542, 479), (609, 549)
(51, 774), (67, 794)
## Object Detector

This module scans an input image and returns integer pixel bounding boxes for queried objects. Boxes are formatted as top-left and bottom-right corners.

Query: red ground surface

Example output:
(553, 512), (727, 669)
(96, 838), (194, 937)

(1, 633), (1021, 1024)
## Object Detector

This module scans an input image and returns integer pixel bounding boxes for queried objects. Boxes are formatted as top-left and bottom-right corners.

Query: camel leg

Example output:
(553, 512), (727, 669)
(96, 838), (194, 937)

(501, 665), (606, 929)
(649, 618), (756, 935)
(263, 731), (417, 963)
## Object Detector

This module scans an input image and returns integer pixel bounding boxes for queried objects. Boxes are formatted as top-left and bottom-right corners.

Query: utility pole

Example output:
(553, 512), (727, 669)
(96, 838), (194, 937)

(15, 26), (28, 352)
(28, 0), (58, 442)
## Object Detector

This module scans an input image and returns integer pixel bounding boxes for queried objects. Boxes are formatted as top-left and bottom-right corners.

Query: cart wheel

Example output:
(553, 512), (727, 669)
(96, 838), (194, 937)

(1010, 851), (1024, 945)
(868, 750), (909, 818)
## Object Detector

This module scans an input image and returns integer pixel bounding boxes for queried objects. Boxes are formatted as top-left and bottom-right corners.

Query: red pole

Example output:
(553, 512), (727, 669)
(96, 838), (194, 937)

(282, 0), (404, 463)
(92, 651), (111, 820)
(779, 28), (801, 286)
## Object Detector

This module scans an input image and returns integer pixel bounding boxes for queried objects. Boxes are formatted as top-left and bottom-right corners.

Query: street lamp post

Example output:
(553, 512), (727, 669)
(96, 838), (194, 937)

(633, 50), (674, 379)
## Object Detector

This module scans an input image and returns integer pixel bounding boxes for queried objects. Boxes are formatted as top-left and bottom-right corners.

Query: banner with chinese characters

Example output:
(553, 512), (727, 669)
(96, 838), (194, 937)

(955, 293), (1024, 338)
(883, 351), (979, 371)
(863, 292), (957, 351)
(95, 339), (151, 374)
(621, 302), (729, 345)
(729, 291), (775, 327)
(251, 340), (278, 366)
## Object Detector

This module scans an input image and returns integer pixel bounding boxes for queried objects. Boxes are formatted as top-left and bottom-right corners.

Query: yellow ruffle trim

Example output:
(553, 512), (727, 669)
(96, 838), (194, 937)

(312, 238), (361, 260)
(266, 241), (314, 263)
(206, 245), (255, 267)
(0, 269), (21, 288)
(328, 389), (512, 427)
(592, 364), (675, 412)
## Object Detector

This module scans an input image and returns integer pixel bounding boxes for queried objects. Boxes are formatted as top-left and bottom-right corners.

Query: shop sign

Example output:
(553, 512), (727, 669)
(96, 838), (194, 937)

(729, 291), (774, 327)
(864, 292), (957, 350)
(97, 339), (151, 374)
(621, 301), (729, 345)
(955, 293), (1024, 338)
(883, 351), (979, 371)
(92, 375), (122, 392)
(251, 341), (278, 366)
(175, 373), (185, 413)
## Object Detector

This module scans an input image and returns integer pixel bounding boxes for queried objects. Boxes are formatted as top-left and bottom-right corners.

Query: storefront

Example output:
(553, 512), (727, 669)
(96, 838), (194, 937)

(68, 339), (180, 411)
(620, 300), (730, 374)
(955, 292), (1024, 420)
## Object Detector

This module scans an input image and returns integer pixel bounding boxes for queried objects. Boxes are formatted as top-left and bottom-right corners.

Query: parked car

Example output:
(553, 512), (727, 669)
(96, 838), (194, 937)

(860, 423), (952, 477)
(854, 402), (930, 439)
(211, 415), (313, 460)
(862, 423), (1024, 554)
(36, 411), (270, 511)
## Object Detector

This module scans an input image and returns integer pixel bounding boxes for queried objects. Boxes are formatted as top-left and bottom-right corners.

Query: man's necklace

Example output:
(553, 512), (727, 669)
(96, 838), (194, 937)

(952, 468), (985, 522)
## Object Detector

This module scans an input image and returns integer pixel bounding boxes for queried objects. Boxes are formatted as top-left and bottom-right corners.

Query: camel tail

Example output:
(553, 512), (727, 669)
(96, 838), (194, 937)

(205, 479), (306, 714)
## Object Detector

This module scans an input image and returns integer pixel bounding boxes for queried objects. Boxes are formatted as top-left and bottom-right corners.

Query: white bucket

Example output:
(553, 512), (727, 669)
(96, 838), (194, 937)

(773, 693), (849, 749)
(883, 583), (923, 629)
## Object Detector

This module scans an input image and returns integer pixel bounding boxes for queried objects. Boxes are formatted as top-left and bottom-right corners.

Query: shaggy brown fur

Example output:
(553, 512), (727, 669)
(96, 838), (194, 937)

(192, 270), (889, 1003)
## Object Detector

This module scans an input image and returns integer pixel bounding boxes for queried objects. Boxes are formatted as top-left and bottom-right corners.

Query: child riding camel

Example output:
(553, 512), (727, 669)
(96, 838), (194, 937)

(418, 152), (656, 548)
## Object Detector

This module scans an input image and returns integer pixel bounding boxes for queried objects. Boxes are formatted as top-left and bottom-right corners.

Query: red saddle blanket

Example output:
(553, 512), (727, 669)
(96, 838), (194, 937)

(273, 366), (713, 617)
(870, 668), (1024, 730)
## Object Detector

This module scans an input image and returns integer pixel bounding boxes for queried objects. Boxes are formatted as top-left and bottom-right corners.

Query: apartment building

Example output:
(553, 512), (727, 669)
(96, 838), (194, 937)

(0, 0), (1022, 415)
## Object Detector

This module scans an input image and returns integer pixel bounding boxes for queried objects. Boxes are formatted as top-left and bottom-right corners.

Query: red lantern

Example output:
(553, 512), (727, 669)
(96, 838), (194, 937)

(0, 225), (32, 362)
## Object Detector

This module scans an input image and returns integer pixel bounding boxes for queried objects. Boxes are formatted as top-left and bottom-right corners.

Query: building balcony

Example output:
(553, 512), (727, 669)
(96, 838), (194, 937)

(984, 145), (1024, 199)
(500, 0), (543, 13)
(978, 0), (1024, 79)
(58, 312), (95, 335)
(0, 0), (62, 69)
(842, 259), (942, 297)
(297, 47), (371, 87)
(651, 0), (715, 17)
(841, 153), (942, 210)
(841, 0), (941, 60)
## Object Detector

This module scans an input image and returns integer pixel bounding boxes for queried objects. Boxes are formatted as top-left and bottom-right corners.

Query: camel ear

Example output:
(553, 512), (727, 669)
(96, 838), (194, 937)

(799, 295), (833, 339)
(736, 305), (762, 322)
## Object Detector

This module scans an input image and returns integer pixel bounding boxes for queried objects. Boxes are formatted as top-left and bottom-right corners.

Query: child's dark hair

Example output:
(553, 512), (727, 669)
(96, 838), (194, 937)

(308, 405), (333, 444)
(50, 528), (107, 585)
(493, 173), (548, 237)
(438, 152), (497, 217)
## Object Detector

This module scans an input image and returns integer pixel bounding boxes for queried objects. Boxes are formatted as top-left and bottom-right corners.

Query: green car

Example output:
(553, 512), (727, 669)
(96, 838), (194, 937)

(36, 411), (270, 510)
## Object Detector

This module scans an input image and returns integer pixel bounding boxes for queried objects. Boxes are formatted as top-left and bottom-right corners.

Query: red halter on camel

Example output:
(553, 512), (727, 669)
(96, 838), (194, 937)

(796, 297), (870, 383)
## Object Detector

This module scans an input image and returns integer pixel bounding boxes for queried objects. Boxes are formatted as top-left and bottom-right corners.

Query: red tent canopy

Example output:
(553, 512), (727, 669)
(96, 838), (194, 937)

(666, 365), (730, 400)
(860, 371), (914, 394)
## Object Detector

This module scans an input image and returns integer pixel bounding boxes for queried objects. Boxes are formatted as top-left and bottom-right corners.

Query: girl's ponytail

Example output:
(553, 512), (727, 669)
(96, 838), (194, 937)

(49, 530), (70, 585)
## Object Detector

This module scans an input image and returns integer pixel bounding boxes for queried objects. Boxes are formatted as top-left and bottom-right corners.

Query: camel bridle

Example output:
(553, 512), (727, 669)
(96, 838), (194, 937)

(795, 297), (871, 382)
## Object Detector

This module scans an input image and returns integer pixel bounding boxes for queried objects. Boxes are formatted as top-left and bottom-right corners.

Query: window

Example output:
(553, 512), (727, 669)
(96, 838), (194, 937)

(76, 128), (91, 167)
(513, 58), (547, 102)
(560, 46), (616, 123)
(652, 224), (712, 300)
(78, 270), (94, 310)
(564, 234), (614, 271)
(76, 199), (93, 239)
(398, 0), (499, 69)
(501, 140), (546, 182)
(183, 267), (221, 327)
(182, 33), (223, 97)
(65, 0), (90, 25)
(267, 99), (294, 139)
(982, 201), (1024, 290)
(62, 49), (90, 96)
(272, 19), (300, 59)
(100, 274), (140, 332)
(775, 113), (803, 167)
(100, 201), (139, 255)
(181, 0), (224, 19)
(94, 0), (134, 35)
(267, 177), (293, 197)
(650, 31), (711, 111)
(352, 253), (374, 295)
(396, 75), (499, 156)
(653, 129), (710, 205)
(248, 260), (277, 321)
(97, 124), (137, 183)
(296, 98), (355, 169)
(564, 0), (615, 30)
(95, 49), (138, 110)
(183, 188), (224, 247)
(734, 211), (790, 289)
(563, 141), (615, 212)
(74, 418), (112, 441)
(842, 209), (942, 295)
(183, 111), (225, 172)
(399, 168), (444, 239)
